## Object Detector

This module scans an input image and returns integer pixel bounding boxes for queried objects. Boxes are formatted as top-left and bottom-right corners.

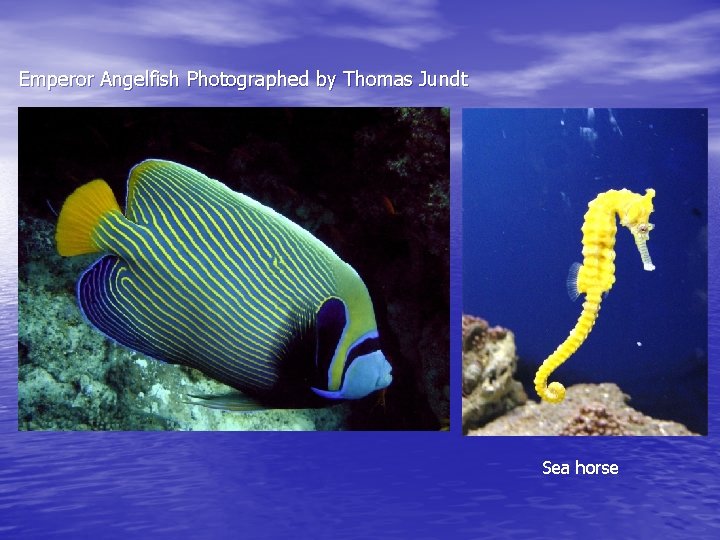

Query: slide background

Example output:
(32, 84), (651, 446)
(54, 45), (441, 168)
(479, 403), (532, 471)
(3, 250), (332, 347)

(1, 2), (718, 538)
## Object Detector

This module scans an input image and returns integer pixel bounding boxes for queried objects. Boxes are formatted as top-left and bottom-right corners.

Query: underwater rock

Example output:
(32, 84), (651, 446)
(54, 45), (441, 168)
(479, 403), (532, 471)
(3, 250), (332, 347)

(467, 383), (697, 436)
(418, 312), (450, 422)
(462, 315), (527, 433)
(18, 217), (349, 431)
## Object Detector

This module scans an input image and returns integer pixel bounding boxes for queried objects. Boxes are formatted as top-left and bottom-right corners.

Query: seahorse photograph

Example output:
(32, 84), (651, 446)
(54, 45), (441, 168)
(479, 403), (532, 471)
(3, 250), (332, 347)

(18, 107), (449, 431)
(462, 108), (707, 436)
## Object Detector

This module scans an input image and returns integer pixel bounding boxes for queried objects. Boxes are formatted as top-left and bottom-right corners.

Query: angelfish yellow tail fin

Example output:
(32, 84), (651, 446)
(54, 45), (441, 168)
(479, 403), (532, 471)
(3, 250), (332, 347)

(55, 179), (122, 256)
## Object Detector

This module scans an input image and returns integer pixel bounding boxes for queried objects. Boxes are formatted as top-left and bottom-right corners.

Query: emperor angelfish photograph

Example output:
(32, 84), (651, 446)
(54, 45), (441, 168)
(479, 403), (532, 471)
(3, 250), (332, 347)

(18, 108), (449, 431)
(462, 108), (707, 436)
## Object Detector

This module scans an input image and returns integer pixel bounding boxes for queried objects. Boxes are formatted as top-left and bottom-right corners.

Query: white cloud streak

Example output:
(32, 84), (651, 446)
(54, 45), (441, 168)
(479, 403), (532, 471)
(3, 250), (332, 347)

(468, 9), (720, 97)
(328, 0), (439, 22)
(12, 0), (450, 51)
(324, 0), (450, 48)
(65, 0), (294, 47)
(326, 23), (447, 50)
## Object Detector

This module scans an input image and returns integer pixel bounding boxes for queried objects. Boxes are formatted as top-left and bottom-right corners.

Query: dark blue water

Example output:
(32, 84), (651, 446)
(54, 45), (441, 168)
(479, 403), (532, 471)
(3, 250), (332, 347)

(463, 109), (707, 434)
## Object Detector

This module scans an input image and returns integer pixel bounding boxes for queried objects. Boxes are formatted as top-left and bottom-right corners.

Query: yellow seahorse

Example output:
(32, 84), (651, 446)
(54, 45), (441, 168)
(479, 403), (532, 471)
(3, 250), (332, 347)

(534, 188), (656, 404)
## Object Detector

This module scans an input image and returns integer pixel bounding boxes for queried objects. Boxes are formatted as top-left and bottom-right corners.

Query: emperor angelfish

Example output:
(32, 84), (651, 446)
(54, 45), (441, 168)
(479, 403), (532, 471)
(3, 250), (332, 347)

(55, 159), (392, 408)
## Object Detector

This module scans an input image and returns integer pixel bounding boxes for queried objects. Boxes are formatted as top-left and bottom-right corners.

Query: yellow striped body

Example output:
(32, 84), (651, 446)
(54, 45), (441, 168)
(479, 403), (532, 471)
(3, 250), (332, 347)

(55, 160), (392, 406)
(534, 188), (656, 404)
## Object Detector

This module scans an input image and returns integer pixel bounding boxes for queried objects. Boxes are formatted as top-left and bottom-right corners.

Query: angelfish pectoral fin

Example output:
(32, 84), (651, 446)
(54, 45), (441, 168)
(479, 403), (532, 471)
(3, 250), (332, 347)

(184, 391), (267, 411)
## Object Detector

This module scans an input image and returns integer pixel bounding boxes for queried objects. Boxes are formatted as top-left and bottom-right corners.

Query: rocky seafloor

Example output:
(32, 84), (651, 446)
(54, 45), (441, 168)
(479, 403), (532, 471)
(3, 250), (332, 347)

(462, 314), (697, 436)
(18, 216), (351, 431)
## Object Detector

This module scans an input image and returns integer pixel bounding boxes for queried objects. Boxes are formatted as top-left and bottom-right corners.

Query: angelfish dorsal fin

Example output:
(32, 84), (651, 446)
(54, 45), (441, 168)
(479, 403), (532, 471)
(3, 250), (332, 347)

(566, 262), (581, 301)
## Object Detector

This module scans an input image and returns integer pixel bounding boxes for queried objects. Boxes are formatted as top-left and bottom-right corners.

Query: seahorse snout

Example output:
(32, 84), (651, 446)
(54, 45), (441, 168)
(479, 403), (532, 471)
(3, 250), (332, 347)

(630, 223), (655, 271)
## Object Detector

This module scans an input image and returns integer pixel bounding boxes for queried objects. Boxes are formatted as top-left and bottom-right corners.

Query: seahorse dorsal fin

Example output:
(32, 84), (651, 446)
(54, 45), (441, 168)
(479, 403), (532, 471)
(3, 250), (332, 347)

(566, 262), (581, 301)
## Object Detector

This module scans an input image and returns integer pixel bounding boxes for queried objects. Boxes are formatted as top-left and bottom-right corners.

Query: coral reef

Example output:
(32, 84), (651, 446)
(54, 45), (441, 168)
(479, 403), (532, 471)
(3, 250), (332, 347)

(462, 315), (527, 433)
(462, 312), (697, 436)
(468, 383), (697, 436)
(19, 217), (349, 431)
(559, 404), (626, 436)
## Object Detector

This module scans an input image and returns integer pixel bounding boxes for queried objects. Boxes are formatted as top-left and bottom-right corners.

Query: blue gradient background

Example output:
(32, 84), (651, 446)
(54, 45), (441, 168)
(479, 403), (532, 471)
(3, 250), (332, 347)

(2, 2), (719, 538)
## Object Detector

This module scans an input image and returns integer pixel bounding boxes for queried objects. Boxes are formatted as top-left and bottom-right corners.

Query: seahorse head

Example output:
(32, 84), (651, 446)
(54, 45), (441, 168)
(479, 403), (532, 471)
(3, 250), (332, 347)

(619, 188), (656, 271)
